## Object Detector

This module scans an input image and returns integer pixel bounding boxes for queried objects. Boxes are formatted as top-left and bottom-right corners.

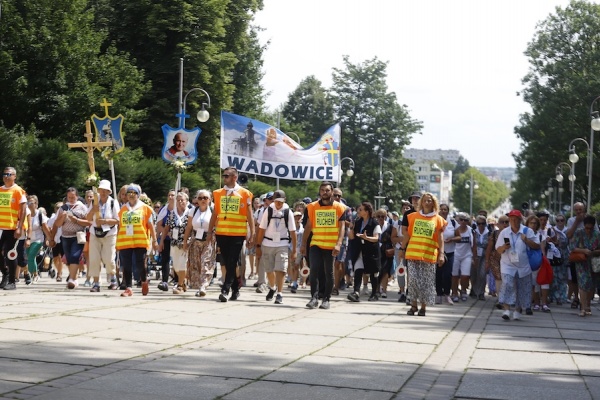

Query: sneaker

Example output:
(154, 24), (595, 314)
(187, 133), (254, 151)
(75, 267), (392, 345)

(157, 282), (169, 291)
(24, 274), (32, 285)
(478, 294), (486, 301)
(461, 293), (468, 301)
(533, 304), (540, 311)
(256, 283), (267, 294)
(198, 286), (207, 297)
(290, 282), (298, 294)
(319, 300), (330, 309)
(435, 295), (442, 304)
(274, 294), (283, 304)
(219, 293), (228, 302)
(306, 298), (319, 309)
(266, 288), (276, 301)
(513, 311), (521, 320)
(332, 288), (339, 296)
(381, 291), (387, 299)
(33, 275), (39, 283)
(83, 280), (92, 287)
(502, 310), (511, 320)
(452, 296), (460, 303)
(361, 286), (369, 296)
(142, 280), (149, 296)
(542, 304), (551, 313)
(398, 293), (406, 303)
(173, 285), (183, 294)
(347, 292), (360, 302)
(230, 291), (240, 301)
(368, 295), (378, 302)
(67, 279), (79, 289)
(120, 288), (133, 297)
(525, 308), (533, 315)
(3, 282), (16, 290)
(108, 281), (117, 290)
(0, 275), (8, 289)
(90, 284), (100, 292)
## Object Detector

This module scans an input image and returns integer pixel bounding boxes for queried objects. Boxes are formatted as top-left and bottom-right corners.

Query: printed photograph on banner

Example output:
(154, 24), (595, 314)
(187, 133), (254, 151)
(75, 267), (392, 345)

(161, 124), (201, 165)
(220, 111), (341, 182)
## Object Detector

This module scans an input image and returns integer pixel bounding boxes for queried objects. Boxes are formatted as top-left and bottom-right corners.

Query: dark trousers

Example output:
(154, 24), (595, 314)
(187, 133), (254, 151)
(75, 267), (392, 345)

(0, 230), (17, 283)
(353, 268), (378, 296)
(217, 235), (244, 295)
(436, 252), (453, 296)
(160, 237), (171, 282)
(120, 248), (147, 288)
(309, 245), (334, 300)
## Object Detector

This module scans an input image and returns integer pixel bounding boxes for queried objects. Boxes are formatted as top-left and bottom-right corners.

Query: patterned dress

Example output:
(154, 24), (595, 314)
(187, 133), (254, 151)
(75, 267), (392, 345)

(570, 229), (600, 292)
(187, 207), (216, 289)
(549, 229), (568, 303)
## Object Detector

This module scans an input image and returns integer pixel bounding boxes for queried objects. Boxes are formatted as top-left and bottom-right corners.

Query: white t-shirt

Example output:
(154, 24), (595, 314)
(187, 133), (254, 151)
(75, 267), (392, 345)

(259, 204), (297, 248)
(31, 209), (48, 243)
(495, 224), (538, 277)
(191, 206), (212, 239)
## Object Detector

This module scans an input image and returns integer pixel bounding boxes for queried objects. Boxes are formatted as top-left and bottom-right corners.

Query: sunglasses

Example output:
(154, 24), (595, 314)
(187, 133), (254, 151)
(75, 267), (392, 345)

(477, 222), (486, 226)
(198, 196), (209, 201)
(333, 194), (342, 198)
(127, 191), (138, 195)
(556, 219), (564, 222)
(2, 173), (14, 177)
(459, 218), (469, 222)
(500, 220), (509, 224)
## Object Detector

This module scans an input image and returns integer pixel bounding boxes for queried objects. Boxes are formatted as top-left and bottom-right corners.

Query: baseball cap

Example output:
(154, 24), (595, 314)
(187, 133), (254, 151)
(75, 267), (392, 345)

(392, 211), (399, 217)
(265, 191), (274, 200)
(408, 191), (423, 201)
(508, 209), (523, 218)
(302, 197), (312, 204)
(273, 190), (286, 202)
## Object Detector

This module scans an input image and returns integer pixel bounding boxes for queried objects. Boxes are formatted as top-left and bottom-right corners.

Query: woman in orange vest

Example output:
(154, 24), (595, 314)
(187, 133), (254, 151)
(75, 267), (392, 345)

(116, 184), (158, 297)
(399, 192), (447, 316)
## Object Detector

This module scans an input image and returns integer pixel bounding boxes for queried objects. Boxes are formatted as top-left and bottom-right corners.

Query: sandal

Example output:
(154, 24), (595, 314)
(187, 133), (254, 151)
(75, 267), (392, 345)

(418, 308), (426, 316)
(580, 310), (586, 317)
(407, 306), (418, 315)
(571, 299), (580, 309)
(585, 309), (592, 316)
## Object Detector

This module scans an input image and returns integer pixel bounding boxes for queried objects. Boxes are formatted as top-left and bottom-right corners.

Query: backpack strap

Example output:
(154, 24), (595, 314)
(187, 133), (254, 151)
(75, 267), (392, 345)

(264, 207), (291, 241)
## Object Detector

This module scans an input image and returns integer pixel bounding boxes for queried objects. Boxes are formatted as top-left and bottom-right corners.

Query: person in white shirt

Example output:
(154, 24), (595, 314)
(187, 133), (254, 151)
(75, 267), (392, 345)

(255, 190), (297, 305)
(437, 203), (455, 304)
(495, 209), (540, 321)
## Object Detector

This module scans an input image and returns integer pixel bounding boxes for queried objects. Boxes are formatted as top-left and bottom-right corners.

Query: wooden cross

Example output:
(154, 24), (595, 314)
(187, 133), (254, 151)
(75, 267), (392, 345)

(68, 120), (113, 218)
(68, 120), (113, 175)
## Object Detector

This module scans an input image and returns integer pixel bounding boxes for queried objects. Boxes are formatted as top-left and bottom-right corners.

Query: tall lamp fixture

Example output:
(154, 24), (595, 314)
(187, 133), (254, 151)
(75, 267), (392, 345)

(555, 162), (572, 215)
(339, 157), (355, 186)
(569, 137), (590, 214)
(588, 96), (600, 213)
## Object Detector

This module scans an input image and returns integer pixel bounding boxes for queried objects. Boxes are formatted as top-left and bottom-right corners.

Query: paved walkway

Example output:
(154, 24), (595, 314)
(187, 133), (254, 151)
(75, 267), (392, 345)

(0, 277), (598, 400)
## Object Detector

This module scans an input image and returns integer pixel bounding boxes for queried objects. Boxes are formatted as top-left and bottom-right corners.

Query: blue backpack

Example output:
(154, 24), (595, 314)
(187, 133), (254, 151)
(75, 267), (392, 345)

(523, 227), (542, 271)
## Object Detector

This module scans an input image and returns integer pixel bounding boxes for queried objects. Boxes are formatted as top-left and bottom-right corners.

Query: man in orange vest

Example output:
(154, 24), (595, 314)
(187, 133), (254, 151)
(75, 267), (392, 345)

(208, 167), (255, 302)
(300, 182), (346, 309)
(0, 167), (28, 290)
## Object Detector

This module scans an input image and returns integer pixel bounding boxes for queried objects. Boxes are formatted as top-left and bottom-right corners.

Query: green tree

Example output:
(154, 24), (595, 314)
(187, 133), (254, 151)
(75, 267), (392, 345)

(329, 56), (422, 204)
(512, 0), (600, 210)
(0, 0), (148, 141)
(282, 75), (335, 145)
(453, 168), (509, 215)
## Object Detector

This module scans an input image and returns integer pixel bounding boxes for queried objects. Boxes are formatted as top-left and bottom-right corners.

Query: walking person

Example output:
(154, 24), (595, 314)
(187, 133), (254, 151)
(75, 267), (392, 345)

(116, 184), (158, 297)
(208, 167), (255, 302)
(400, 193), (447, 316)
(49, 187), (91, 290)
(300, 182), (346, 310)
(26, 195), (51, 283)
(183, 190), (216, 297)
(472, 215), (490, 300)
(255, 190), (297, 304)
(86, 180), (120, 292)
(438, 203), (455, 304)
(0, 167), (28, 290)
(159, 191), (191, 294)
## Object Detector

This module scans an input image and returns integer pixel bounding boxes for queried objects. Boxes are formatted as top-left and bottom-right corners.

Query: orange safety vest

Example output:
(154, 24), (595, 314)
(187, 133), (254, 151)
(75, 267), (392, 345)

(116, 203), (153, 250)
(0, 185), (26, 230)
(306, 201), (345, 250)
(213, 187), (252, 237)
(405, 212), (447, 263)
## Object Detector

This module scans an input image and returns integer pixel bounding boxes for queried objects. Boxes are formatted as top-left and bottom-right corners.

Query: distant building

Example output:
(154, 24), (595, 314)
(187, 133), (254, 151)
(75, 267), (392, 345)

(404, 148), (461, 164)
(411, 161), (453, 205)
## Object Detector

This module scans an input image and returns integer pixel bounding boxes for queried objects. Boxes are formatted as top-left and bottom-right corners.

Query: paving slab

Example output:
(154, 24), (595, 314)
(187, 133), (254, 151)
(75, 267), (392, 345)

(222, 380), (393, 400)
(350, 325), (448, 345)
(0, 359), (87, 384)
(456, 370), (591, 400)
(265, 355), (417, 392)
(469, 348), (578, 374)
(314, 337), (435, 364)
(573, 354), (600, 377)
(477, 336), (569, 353)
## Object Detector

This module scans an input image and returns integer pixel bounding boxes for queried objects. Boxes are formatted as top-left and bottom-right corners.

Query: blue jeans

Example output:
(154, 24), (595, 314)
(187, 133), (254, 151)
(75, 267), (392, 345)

(61, 236), (83, 265)
(120, 248), (147, 288)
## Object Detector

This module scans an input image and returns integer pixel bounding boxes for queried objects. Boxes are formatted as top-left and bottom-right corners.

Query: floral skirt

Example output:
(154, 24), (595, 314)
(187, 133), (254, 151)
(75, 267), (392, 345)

(187, 239), (216, 289)
(407, 260), (436, 306)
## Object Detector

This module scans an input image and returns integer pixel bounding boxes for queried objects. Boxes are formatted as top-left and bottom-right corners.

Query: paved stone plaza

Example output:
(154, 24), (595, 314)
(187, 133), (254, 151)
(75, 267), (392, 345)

(0, 277), (598, 400)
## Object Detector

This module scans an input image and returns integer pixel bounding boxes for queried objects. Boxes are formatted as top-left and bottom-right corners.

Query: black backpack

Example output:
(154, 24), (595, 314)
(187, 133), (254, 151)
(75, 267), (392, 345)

(265, 207), (290, 241)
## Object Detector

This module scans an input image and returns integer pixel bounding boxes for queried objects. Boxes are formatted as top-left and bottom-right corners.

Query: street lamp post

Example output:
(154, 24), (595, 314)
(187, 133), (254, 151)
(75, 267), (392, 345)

(339, 157), (355, 187)
(588, 96), (600, 213)
(374, 149), (393, 209)
(555, 162), (572, 215)
(569, 137), (590, 214)
(465, 172), (478, 216)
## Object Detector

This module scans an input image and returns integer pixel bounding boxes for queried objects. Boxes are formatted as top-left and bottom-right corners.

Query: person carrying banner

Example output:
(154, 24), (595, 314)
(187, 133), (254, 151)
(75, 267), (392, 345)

(208, 167), (255, 302)
(255, 190), (297, 304)
(300, 181), (346, 310)
(0, 167), (28, 290)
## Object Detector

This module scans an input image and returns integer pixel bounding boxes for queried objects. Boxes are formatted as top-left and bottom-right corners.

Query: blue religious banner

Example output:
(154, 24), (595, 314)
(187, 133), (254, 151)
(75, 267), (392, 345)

(161, 111), (201, 166)
(220, 111), (341, 181)
(91, 98), (125, 158)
